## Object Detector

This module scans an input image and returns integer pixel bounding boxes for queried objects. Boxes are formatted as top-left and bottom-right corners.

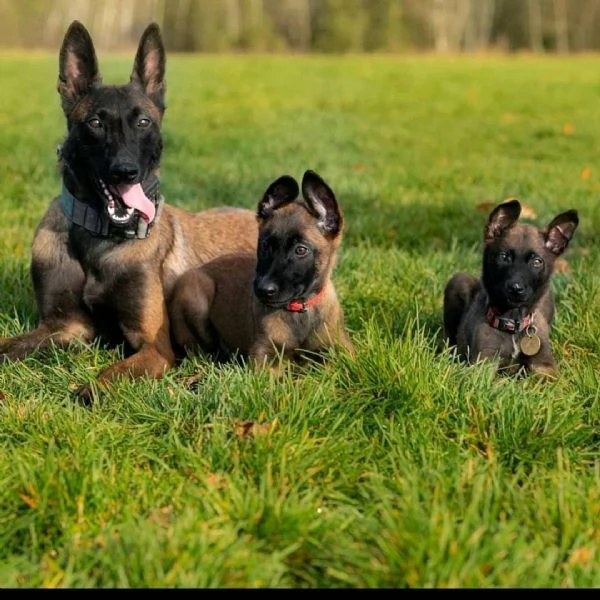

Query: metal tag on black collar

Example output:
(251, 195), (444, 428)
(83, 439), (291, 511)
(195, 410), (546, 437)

(520, 326), (541, 356)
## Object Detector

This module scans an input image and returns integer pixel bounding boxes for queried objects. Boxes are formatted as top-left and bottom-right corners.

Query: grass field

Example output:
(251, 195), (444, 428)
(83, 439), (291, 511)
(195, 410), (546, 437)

(0, 52), (599, 588)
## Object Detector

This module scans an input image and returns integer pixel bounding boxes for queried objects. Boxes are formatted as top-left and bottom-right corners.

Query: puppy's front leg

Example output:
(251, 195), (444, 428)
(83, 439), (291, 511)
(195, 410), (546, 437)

(526, 347), (558, 381)
(248, 338), (294, 376)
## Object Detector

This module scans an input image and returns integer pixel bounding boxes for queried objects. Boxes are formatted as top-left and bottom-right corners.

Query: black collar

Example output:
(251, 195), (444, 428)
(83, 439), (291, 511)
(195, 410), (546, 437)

(60, 175), (162, 239)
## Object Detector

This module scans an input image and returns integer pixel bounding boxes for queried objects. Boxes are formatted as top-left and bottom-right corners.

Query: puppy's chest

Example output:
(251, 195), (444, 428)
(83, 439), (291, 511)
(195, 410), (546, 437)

(474, 317), (549, 364)
(261, 308), (325, 346)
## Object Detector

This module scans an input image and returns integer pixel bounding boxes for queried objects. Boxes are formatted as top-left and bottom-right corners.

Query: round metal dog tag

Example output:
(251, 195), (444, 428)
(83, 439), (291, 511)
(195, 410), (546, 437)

(520, 333), (541, 356)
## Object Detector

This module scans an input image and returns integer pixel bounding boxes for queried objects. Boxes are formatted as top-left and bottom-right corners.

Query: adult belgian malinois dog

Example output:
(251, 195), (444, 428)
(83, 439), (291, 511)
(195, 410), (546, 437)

(443, 199), (578, 379)
(0, 21), (257, 400)
(169, 170), (354, 369)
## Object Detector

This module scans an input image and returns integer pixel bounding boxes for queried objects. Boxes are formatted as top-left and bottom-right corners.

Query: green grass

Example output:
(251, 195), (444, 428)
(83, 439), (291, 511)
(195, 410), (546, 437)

(0, 52), (599, 588)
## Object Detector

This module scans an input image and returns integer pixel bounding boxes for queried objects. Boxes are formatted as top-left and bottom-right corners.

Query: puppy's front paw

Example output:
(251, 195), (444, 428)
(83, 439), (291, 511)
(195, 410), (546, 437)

(529, 364), (558, 382)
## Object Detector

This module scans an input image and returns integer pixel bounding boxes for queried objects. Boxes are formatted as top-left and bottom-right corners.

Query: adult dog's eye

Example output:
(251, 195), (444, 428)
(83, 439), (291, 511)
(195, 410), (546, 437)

(295, 245), (309, 257)
(137, 117), (151, 128)
(87, 117), (102, 129)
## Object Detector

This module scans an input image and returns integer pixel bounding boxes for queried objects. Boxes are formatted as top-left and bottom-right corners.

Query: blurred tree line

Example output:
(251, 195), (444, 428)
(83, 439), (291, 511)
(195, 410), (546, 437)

(1, 0), (598, 53)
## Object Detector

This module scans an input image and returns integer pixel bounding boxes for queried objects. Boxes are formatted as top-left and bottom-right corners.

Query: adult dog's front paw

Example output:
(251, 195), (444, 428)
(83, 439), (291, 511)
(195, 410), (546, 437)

(74, 381), (102, 406)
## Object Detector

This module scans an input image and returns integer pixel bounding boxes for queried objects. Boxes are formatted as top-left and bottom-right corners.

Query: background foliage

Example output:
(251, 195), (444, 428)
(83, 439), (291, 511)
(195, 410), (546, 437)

(2, 0), (600, 54)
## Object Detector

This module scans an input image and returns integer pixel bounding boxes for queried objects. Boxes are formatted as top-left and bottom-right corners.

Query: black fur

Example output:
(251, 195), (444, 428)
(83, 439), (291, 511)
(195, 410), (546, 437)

(58, 21), (164, 218)
(254, 229), (320, 307)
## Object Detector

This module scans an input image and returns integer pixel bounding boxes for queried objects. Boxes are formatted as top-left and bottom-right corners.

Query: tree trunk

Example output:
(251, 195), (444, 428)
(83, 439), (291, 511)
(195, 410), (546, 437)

(554, 0), (569, 52)
(528, 0), (543, 52)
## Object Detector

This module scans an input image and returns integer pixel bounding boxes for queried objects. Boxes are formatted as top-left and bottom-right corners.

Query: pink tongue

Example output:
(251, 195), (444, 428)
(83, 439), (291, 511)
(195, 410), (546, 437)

(115, 183), (156, 223)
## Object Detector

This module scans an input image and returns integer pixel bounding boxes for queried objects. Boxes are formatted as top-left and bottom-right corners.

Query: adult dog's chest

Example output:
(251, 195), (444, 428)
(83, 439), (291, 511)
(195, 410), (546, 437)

(70, 231), (149, 312)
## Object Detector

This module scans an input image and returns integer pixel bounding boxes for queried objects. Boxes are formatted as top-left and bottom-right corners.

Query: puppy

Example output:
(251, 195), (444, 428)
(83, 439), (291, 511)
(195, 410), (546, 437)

(443, 199), (578, 379)
(169, 170), (354, 369)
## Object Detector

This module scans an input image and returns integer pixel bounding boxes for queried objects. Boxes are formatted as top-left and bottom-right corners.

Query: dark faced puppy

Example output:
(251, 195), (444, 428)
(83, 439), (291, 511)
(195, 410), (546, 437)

(169, 170), (354, 370)
(0, 21), (257, 402)
(443, 200), (578, 379)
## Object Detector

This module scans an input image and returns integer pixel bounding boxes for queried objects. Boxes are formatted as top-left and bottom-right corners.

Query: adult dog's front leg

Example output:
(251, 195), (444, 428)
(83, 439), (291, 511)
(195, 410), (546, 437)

(1, 217), (96, 361)
(76, 274), (175, 402)
(0, 318), (95, 362)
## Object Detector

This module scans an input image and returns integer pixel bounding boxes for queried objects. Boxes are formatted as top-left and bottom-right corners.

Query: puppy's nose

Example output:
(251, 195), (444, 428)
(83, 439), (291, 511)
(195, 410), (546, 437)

(509, 282), (525, 296)
(110, 161), (139, 183)
(255, 279), (279, 300)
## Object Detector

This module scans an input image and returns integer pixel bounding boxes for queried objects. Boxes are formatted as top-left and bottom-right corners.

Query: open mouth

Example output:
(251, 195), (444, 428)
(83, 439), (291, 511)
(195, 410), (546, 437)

(97, 178), (156, 226)
(99, 179), (135, 225)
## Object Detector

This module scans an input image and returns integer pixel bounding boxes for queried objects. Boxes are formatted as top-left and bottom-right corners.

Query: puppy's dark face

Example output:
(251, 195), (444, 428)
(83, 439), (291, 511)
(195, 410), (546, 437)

(253, 171), (342, 308)
(57, 21), (165, 227)
(483, 227), (553, 311)
(255, 208), (322, 307)
(482, 200), (579, 312)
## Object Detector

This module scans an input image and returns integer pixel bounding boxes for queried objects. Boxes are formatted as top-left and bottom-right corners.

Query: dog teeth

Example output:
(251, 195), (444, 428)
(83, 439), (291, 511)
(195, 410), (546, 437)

(107, 203), (134, 222)
(98, 179), (114, 201)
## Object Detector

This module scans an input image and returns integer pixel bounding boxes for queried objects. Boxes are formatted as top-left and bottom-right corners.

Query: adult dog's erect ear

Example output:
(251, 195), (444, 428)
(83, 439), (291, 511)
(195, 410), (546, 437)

(131, 23), (166, 112)
(484, 199), (521, 244)
(58, 21), (101, 118)
(257, 176), (299, 220)
(302, 170), (342, 236)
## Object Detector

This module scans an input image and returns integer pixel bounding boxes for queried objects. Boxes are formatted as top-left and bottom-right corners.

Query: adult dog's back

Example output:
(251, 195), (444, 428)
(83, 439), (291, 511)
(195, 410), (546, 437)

(0, 21), (257, 402)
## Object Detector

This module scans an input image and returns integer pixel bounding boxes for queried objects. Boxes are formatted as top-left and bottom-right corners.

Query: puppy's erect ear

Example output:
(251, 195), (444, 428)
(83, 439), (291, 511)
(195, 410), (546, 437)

(544, 209), (579, 256)
(301, 170), (342, 236)
(257, 176), (299, 219)
(484, 199), (521, 243)
(131, 23), (166, 112)
(58, 21), (101, 117)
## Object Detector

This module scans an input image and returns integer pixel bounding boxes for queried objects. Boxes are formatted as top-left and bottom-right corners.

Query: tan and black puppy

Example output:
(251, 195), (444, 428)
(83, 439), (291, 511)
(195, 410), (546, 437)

(0, 21), (257, 401)
(443, 199), (578, 379)
(170, 170), (354, 369)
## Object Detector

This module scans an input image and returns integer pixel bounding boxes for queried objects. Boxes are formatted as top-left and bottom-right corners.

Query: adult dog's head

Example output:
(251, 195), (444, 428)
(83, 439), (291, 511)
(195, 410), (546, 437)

(57, 21), (165, 227)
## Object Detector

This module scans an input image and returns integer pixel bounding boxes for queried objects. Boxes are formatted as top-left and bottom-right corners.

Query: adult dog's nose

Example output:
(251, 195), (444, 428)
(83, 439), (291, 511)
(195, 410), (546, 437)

(110, 161), (139, 183)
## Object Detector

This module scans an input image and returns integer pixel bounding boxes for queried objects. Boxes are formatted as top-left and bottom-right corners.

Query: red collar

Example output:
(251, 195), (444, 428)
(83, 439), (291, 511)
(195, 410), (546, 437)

(286, 287), (325, 312)
(486, 306), (533, 334)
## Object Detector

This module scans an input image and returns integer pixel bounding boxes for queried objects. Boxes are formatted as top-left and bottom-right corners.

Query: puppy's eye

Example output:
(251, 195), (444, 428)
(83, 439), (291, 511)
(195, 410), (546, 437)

(137, 117), (151, 128)
(531, 256), (544, 268)
(295, 245), (309, 257)
(87, 117), (102, 129)
(497, 251), (511, 263)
